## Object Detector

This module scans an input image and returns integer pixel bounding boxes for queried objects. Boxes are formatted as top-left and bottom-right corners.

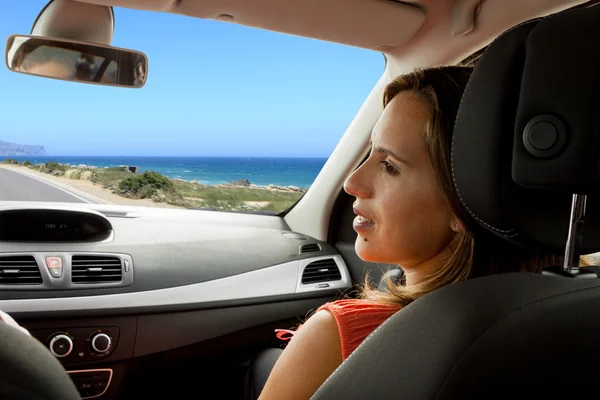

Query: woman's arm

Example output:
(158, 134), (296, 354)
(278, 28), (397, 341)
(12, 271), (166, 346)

(258, 310), (343, 400)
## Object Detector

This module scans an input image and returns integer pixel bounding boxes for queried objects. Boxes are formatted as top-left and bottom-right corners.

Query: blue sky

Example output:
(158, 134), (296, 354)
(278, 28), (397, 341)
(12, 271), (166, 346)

(0, 1), (383, 157)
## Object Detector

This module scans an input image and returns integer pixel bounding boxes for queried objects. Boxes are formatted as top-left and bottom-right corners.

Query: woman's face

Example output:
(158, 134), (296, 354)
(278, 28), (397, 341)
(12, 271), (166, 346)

(344, 91), (460, 274)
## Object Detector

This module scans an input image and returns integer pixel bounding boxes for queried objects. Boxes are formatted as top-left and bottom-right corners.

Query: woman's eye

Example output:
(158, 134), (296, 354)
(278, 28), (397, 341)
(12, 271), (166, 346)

(380, 160), (398, 176)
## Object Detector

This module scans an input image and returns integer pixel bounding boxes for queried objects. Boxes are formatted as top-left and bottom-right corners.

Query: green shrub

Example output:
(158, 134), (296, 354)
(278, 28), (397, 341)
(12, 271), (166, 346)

(137, 185), (157, 199)
(22, 161), (32, 166)
(80, 170), (94, 181)
(41, 161), (67, 176)
(64, 169), (82, 180)
(2, 158), (19, 165)
(118, 171), (176, 199)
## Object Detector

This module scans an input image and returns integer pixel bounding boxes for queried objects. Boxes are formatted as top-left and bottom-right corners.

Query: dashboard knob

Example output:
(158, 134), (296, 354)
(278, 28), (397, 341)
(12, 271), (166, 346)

(90, 332), (112, 353)
(49, 334), (73, 358)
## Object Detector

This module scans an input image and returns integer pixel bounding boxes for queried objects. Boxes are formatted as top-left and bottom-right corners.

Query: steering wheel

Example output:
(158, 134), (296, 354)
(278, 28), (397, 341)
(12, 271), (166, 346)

(0, 322), (80, 399)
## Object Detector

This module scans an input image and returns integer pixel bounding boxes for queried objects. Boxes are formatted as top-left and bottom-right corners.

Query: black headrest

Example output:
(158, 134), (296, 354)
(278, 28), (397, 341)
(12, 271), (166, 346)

(452, 5), (600, 254)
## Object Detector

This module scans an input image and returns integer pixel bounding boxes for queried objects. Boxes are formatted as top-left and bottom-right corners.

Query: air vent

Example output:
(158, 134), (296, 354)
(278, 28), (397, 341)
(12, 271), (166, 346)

(301, 258), (341, 284)
(72, 255), (122, 284)
(0, 256), (42, 285)
(300, 243), (322, 254)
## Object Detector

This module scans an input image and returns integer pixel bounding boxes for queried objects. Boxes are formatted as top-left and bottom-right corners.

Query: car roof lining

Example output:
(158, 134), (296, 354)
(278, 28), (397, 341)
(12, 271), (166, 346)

(74, 0), (427, 51)
(74, 0), (592, 66)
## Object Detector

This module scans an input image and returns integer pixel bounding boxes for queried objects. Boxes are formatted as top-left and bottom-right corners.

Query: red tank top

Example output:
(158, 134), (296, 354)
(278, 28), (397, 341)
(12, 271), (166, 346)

(276, 299), (402, 360)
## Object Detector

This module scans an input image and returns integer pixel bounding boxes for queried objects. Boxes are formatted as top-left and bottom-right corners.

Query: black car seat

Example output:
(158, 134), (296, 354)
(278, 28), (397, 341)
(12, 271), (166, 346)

(311, 4), (600, 400)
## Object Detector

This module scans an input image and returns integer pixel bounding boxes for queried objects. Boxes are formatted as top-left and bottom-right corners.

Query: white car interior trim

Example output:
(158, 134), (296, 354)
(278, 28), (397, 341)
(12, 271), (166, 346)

(450, 0), (482, 36)
(31, 0), (114, 45)
(0, 255), (349, 315)
(296, 255), (351, 293)
(77, 0), (427, 51)
(0, 201), (288, 228)
(386, 0), (590, 74)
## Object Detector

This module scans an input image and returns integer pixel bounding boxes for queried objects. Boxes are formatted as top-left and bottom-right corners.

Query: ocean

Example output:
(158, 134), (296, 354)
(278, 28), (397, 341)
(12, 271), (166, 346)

(5, 156), (327, 189)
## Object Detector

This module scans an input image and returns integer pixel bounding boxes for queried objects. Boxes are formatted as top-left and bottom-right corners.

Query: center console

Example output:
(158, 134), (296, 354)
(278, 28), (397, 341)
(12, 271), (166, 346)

(22, 316), (136, 399)
(67, 369), (113, 399)
(32, 326), (119, 363)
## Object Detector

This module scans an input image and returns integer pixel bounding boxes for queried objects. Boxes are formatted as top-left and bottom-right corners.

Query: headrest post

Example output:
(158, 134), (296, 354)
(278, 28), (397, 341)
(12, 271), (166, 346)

(563, 194), (587, 273)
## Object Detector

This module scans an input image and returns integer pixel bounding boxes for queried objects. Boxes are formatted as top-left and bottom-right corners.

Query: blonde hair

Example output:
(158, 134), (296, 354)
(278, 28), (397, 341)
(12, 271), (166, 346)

(360, 66), (593, 307)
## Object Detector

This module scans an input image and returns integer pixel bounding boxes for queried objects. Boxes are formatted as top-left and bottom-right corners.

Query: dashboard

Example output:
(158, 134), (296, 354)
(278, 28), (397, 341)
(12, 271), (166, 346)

(0, 208), (113, 242)
(0, 202), (362, 399)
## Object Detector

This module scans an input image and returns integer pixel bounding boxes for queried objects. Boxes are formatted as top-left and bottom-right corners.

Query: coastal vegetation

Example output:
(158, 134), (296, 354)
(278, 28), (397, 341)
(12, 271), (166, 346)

(1, 159), (305, 213)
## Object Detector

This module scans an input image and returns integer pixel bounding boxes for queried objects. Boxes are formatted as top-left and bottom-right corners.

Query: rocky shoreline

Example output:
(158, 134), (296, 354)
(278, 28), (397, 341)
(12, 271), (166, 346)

(21, 162), (308, 194)
(175, 178), (306, 193)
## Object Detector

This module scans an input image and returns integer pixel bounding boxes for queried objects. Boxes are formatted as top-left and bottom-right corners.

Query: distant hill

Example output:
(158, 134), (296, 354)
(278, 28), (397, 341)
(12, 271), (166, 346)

(0, 141), (47, 156)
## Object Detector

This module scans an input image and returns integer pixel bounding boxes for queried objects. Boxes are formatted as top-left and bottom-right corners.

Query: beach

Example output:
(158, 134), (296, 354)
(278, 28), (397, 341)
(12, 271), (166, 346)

(0, 161), (306, 213)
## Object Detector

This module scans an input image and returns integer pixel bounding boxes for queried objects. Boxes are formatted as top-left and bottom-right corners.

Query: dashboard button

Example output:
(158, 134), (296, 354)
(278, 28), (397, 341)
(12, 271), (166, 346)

(90, 333), (112, 353)
(49, 334), (73, 358)
(45, 257), (63, 278)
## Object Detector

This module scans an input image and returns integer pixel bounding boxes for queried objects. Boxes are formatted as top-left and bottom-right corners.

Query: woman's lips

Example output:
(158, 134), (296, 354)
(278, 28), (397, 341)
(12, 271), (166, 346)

(353, 208), (375, 233)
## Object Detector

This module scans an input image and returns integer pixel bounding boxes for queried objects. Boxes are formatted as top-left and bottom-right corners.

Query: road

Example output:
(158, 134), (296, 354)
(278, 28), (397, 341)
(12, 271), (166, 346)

(0, 168), (90, 203)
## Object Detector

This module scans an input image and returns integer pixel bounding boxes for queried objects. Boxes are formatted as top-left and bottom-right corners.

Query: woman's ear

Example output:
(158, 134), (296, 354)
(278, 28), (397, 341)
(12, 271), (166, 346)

(450, 215), (465, 233)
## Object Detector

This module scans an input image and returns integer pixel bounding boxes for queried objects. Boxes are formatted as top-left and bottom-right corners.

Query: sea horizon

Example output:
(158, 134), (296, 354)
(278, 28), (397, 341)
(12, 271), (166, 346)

(2, 155), (328, 188)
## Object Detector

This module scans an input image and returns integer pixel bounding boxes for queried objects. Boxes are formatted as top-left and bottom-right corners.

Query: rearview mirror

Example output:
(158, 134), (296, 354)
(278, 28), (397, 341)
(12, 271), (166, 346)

(5, 34), (147, 88)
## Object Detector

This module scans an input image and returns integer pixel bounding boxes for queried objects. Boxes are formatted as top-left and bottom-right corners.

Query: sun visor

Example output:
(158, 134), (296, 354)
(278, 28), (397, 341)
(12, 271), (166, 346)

(452, 5), (600, 253)
(77, 0), (427, 50)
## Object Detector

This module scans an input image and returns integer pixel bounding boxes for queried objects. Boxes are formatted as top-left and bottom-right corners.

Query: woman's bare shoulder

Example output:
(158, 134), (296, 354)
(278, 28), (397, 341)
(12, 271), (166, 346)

(258, 310), (342, 400)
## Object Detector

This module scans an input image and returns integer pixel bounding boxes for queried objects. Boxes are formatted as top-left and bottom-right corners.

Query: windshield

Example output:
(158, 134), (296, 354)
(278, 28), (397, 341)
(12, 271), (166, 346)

(1, 1), (382, 214)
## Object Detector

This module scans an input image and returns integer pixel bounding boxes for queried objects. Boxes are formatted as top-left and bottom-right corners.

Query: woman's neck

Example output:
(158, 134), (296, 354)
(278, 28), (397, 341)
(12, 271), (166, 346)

(402, 247), (451, 287)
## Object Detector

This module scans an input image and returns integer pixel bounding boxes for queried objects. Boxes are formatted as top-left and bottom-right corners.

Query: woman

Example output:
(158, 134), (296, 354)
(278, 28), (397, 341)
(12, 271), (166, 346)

(257, 65), (592, 399)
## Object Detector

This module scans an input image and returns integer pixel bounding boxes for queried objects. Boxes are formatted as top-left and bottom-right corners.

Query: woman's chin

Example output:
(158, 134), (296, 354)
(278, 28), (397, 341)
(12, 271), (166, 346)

(354, 237), (377, 262)
(355, 236), (398, 264)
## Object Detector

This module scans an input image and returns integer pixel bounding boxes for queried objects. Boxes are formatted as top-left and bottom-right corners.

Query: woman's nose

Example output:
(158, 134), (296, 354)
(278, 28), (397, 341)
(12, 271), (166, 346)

(344, 163), (371, 199)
